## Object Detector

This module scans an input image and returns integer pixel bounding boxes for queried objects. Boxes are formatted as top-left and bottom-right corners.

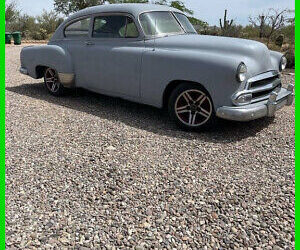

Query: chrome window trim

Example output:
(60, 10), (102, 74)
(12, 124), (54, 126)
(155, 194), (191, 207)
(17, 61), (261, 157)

(172, 12), (197, 34)
(91, 12), (142, 40)
(63, 15), (92, 39)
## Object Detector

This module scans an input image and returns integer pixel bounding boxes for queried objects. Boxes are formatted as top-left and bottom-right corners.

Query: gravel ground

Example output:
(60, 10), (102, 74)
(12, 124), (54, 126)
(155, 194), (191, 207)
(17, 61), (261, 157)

(6, 44), (295, 249)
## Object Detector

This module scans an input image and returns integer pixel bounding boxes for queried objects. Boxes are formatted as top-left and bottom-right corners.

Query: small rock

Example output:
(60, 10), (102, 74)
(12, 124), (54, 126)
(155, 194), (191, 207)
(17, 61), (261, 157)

(106, 146), (116, 151)
(231, 227), (238, 234)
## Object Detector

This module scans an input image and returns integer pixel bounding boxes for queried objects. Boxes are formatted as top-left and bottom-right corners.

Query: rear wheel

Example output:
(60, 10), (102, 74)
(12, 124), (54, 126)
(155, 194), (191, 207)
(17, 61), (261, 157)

(168, 83), (216, 131)
(44, 68), (65, 96)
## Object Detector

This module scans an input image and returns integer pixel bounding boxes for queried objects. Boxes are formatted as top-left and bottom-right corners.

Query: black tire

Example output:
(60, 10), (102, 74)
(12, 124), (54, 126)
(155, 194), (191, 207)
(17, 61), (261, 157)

(44, 67), (65, 96)
(168, 83), (217, 131)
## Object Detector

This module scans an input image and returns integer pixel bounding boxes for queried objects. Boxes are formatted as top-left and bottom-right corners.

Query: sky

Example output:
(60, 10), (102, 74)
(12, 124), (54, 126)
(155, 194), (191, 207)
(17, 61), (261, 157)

(11, 0), (295, 26)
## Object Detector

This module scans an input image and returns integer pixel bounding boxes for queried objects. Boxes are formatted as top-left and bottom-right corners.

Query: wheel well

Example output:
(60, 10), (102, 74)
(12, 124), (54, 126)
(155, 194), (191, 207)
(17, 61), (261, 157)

(36, 66), (48, 79)
(162, 80), (210, 108)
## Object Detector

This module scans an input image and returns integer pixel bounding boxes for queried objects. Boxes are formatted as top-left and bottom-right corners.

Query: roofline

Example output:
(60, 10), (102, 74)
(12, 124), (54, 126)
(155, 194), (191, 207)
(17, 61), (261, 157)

(50, 4), (185, 41)
(65, 3), (183, 21)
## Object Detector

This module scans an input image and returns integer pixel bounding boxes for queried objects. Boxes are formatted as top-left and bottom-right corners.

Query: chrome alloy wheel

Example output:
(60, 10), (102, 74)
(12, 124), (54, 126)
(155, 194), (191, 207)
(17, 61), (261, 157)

(45, 68), (60, 93)
(174, 89), (213, 127)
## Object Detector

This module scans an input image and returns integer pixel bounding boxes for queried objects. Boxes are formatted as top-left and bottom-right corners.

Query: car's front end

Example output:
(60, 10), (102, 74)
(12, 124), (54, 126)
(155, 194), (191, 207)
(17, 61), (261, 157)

(216, 58), (294, 121)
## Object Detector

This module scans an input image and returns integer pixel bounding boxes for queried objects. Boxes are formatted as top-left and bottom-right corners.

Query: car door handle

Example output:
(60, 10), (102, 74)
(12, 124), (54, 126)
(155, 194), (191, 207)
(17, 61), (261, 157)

(85, 41), (94, 46)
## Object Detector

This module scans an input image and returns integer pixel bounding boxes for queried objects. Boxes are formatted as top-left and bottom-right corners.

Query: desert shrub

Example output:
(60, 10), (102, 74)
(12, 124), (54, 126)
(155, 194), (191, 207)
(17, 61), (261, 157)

(283, 45), (295, 68)
(275, 34), (284, 47)
(266, 42), (282, 52)
(241, 25), (260, 39)
(30, 28), (48, 40)
(280, 24), (295, 44)
(200, 26), (220, 36)
(224, 25), (243, 38)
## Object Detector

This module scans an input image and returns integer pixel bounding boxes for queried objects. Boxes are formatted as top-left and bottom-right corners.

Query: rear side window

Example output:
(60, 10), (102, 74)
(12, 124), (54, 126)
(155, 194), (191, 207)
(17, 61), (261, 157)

(92, 15), (139, 38)
(64, 17), (91, 38)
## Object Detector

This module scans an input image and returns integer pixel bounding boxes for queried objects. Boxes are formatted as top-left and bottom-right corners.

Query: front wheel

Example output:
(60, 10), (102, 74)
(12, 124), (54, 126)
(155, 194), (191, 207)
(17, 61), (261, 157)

(168, 83), (216, 131)
(44, 67), (65, 96)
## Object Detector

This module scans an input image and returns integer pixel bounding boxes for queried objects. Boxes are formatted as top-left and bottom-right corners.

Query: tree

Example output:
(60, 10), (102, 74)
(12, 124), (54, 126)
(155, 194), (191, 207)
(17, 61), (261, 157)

(37, 10), (64, 35)
(249, 12), (267, 38)
(155, 0), (193, 15)
(15, 14), (38, 37)
(109, 0), (148, 3)
(54, 0), (106, 15)
(5, 0), (20, 23)
(188, 16), (208, 33)
(54, 0), (149, 15)
(249, 8), (288, 44)
(169, 1), (193, 15)
(286, 9), (295, 25)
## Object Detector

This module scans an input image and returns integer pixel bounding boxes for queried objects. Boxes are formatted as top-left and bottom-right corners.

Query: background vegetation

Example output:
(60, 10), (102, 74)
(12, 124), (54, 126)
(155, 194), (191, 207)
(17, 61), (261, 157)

(5, 0), (295, 68)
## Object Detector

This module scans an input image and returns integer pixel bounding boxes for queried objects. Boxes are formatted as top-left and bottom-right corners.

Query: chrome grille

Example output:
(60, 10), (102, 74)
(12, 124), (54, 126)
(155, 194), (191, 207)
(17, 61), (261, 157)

(250, 75), (279, 89)
(247, 71), (281, 103)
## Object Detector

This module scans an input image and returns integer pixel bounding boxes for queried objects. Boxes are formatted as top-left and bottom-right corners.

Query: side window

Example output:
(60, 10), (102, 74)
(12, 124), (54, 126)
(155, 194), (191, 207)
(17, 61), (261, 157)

(92, 16), (139, 38)
(64, 17), (91, 38)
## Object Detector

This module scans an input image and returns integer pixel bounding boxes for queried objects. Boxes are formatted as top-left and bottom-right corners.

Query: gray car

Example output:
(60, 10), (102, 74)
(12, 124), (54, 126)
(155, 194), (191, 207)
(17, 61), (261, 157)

(20, 4), (294, 130)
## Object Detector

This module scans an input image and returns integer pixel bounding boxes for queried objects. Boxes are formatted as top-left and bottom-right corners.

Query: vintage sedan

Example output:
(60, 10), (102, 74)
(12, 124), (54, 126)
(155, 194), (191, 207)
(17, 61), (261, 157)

(20, 4), (294, 130)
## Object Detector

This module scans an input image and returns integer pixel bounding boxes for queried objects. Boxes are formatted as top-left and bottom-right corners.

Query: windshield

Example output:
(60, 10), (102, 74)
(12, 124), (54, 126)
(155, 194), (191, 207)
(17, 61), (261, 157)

(139, 11), (184, 36)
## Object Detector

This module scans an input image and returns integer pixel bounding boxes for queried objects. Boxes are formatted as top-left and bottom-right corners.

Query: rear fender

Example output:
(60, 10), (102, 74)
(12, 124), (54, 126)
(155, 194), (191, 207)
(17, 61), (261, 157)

(21, 45), (75, 87)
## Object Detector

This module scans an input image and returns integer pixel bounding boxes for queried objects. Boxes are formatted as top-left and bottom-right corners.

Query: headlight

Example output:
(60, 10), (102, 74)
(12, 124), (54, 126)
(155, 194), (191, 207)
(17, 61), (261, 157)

(279, 56), (287, 71)
(236, 63), (247, 82)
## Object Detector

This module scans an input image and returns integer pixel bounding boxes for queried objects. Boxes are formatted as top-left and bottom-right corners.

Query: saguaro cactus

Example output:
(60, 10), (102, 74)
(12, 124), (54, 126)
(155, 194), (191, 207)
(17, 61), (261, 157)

(219, 9), (234, 35)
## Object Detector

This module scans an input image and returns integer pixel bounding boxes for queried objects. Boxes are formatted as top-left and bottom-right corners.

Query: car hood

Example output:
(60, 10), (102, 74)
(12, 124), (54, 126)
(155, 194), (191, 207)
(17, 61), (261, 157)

(152, 34), (276, 75)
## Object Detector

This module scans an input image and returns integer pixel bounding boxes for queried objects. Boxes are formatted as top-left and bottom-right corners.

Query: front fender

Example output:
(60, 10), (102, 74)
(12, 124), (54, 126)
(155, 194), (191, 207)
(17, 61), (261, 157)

(141, 49), (242, 109)
(270, 50), (283, 72)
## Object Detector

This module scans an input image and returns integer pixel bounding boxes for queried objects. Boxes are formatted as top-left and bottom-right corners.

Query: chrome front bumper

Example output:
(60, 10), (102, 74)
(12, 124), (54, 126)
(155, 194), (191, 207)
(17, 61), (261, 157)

(19, 67), (28, 75)
(216, 84), (294, 121)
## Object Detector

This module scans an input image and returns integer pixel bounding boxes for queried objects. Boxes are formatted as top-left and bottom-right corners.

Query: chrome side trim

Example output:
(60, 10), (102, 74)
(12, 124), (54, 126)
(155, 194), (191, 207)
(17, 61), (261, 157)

(217, 86), (294, 122)
(58, 73), (75, 88)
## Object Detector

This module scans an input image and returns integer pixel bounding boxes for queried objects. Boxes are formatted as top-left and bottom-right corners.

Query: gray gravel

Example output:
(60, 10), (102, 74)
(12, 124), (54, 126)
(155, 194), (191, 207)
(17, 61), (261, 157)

(6, 44), (295, 249)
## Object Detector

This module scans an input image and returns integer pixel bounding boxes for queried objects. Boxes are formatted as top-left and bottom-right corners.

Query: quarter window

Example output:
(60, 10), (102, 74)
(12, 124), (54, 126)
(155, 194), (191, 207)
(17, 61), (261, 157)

(65, 17), (91, 38)
(92, 16), (139, 38)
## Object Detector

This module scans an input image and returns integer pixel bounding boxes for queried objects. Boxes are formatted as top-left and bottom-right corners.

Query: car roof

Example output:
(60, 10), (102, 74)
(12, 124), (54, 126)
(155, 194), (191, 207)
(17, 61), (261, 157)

(66, 3), (183, 21)
(50, 4), (184, 41)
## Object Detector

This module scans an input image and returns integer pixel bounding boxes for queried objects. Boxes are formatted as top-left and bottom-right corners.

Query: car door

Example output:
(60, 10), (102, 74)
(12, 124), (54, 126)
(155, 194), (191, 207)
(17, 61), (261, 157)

(62, 16), (93, 86)
(83, 14), (144, 98)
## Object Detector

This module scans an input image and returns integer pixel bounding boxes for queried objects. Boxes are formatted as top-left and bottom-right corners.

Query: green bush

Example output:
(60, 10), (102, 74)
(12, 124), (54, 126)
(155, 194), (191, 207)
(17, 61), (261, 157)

(284, 46), (295, 69)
